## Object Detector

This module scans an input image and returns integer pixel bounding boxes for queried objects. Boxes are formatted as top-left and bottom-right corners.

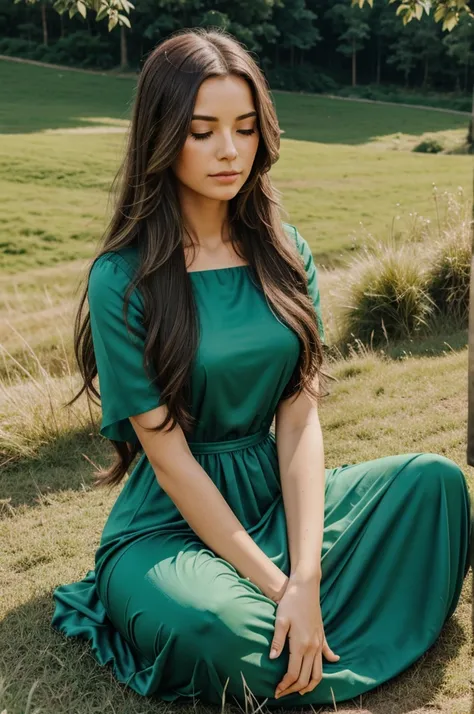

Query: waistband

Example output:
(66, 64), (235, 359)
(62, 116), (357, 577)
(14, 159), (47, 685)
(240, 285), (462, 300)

(186, 428), (272, 454)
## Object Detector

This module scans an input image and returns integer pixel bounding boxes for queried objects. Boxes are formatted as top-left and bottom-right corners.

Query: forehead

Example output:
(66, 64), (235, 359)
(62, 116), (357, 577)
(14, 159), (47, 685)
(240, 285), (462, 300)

(193, 75), (255, 117)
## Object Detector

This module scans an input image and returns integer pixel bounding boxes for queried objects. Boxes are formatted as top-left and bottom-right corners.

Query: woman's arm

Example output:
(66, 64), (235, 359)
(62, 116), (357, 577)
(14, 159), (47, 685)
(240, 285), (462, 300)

(274, 374), (325, 584)
(130, 406), (289, 603)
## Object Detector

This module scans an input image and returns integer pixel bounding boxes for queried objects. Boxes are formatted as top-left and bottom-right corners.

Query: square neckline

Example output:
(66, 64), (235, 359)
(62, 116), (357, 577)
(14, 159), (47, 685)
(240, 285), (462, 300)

(187, 265), (250, 275)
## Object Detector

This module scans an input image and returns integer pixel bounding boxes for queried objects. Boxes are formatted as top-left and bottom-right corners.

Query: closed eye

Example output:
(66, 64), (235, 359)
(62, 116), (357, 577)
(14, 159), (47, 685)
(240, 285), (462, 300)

(191, 129), (256, 141)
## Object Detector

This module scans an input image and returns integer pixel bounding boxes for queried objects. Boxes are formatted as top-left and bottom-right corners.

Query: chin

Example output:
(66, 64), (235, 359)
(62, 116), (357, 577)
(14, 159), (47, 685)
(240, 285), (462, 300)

(209, 187), (242, 200)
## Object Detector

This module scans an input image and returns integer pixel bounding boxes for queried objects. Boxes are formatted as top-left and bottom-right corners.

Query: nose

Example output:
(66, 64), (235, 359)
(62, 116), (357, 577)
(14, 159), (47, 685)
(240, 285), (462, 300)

(217, 130), (238, 160)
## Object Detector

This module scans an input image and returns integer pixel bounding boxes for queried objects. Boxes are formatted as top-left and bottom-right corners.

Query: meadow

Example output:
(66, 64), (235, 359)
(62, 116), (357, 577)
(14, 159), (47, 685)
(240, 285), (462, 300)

(0, 59), (472, 272)
(0, 57), (472, 714)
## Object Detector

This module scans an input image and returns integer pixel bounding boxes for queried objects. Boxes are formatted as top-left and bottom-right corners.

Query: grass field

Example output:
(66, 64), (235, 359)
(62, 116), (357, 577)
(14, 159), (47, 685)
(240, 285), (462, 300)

(0, 59), (472, 272)
(1, 340), (472, 714)
(1, 57), (473, 714)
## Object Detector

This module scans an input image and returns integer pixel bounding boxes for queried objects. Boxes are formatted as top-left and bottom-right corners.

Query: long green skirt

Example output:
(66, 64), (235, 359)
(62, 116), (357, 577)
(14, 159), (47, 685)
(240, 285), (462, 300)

(52, 240), (472, 707)
(52, 435), (471, 707)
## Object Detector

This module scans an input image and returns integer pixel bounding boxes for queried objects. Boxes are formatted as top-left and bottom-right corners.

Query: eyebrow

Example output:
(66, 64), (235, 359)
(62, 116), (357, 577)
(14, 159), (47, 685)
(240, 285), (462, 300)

(191, 111), (257, 121)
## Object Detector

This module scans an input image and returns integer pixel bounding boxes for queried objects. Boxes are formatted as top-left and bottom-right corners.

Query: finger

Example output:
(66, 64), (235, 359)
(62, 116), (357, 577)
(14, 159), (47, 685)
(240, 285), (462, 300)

(298, 649), (323, 696)
(274, 645), (304, 698)
(322, 637), (340, 662)
(277, 651), (315, 698)
(269, 615), (290, 660)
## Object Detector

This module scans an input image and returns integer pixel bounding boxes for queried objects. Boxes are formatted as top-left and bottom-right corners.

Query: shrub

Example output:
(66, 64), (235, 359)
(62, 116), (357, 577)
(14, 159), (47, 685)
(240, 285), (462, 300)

(424, 189), (471, 326)
(334, 239), (434, 346)
(332, 188), (471, 346)
(0, 32), (116, 69)
(266, 65), (339, 93)
(44, 31), (115, 69)
(0, 37), (39, 59)
(332, 84), (472, 112)
(413, 137), (445, 153)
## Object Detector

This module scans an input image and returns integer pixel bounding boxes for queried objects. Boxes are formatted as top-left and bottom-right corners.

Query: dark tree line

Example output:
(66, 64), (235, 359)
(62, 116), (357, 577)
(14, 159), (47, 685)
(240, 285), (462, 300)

(0, 0), (472, 94)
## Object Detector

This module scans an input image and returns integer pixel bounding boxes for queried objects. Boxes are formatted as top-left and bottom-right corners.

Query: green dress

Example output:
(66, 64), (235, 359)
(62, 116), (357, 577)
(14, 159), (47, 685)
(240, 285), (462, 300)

(52, 223), (472, 708)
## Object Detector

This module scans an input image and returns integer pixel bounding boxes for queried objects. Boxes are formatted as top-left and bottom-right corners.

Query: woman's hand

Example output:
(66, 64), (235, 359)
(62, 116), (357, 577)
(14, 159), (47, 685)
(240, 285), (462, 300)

(269, 574), (340, 699)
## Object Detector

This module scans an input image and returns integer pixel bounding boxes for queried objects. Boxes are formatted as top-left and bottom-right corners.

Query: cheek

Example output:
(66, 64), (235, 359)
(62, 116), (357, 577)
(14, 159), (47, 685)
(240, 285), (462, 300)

(175, 141), (208, 180)
(243, 135), (260, 162)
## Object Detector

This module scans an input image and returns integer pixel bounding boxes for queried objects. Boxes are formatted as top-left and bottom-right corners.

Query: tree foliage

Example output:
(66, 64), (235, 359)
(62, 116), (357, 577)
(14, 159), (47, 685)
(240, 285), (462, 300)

(353, 0), (473, 32)
(14, 0), (135, 31)
(3, 0), (472, 93)
(13, 0), (473, 32)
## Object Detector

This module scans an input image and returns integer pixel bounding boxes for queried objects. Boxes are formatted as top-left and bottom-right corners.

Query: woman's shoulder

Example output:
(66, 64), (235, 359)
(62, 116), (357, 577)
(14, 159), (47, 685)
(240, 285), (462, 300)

(88, 245), (141, 307)
(281, 221), (311, 259)
(91, 244), (139, 280)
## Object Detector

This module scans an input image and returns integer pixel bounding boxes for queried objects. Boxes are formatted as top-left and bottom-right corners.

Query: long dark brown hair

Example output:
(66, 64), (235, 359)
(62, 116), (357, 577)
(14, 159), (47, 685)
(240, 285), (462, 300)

(65, 27), (332, 488)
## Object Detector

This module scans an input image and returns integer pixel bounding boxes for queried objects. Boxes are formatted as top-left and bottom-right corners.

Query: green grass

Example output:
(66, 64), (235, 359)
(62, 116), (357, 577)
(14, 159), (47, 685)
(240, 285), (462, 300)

(0, 59), (472, 271)
(1, 336), (472, 714)
(1, 59), (470, 141)
(1, 57), (473, 714)
(1, 131), (471, 271)
(273, 91), (470, 145)
(0, 60), (134, 134)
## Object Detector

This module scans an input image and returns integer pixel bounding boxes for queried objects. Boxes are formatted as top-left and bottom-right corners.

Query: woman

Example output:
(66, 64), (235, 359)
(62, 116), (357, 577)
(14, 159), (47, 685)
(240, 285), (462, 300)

(52, 27), (472, 708)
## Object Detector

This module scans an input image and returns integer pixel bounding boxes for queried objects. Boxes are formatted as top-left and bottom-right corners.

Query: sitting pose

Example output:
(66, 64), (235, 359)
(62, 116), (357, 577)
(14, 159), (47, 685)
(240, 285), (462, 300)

(52, 27), (472, 708)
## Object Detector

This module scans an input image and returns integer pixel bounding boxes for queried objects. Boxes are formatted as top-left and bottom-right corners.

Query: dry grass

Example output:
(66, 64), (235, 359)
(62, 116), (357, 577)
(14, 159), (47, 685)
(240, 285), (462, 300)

(1, 278), (472, 713)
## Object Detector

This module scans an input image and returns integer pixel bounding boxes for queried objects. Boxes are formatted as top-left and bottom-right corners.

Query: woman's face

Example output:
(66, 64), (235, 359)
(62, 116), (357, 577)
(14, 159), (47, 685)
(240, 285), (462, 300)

(172, 74), (260, 201)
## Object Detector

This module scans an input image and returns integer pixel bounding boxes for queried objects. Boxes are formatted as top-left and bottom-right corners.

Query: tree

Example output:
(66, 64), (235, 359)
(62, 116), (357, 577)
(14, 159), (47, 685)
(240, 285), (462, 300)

(385, 18), (418, 85)
(13, 0), (134, 31)
(13, 0), (473, 33)
(443, 13), (474, 91)
(384, 12), (442, 86)
(367, 0), (399, 84)
(272, 0), (321, 68)
(326, 1), (370, 86)
(414, 16), (443, 86)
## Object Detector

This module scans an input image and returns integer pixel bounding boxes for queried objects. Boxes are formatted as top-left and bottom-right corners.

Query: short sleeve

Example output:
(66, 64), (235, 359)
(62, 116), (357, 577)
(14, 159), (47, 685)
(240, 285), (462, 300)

(88, 253), (163, 443)
(287, 224), (326, 344)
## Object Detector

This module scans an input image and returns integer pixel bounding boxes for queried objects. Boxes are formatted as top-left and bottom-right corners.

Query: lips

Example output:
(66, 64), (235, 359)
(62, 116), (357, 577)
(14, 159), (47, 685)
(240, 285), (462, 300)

(211, 172), (240, 177)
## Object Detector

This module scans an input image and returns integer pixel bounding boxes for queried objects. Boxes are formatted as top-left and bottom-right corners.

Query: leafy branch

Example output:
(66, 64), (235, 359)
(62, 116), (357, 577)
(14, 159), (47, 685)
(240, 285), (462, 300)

(352, 0), (473, 31)
(13, 0), (134, 31)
